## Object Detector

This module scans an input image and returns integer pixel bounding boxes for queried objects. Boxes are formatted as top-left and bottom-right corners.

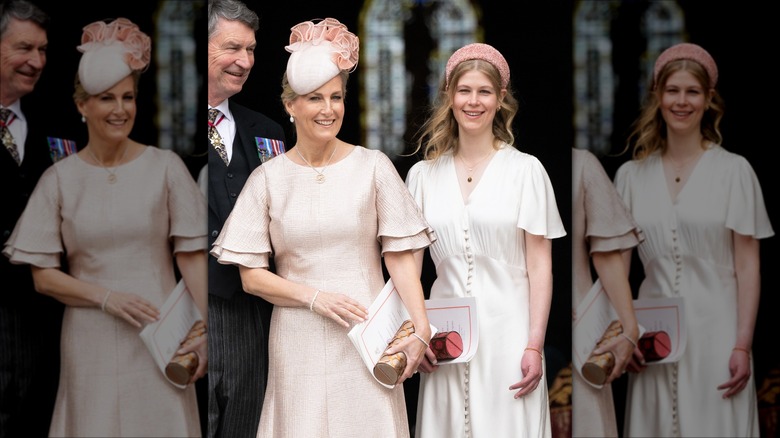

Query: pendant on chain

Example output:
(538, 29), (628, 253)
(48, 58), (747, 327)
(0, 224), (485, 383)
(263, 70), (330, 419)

(316, 174), (325, 184)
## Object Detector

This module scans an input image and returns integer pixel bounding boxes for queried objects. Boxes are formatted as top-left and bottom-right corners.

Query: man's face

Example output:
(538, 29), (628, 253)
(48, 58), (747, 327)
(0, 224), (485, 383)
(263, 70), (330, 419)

(207, 17), (255, 104)
(0, 18), (47, 105)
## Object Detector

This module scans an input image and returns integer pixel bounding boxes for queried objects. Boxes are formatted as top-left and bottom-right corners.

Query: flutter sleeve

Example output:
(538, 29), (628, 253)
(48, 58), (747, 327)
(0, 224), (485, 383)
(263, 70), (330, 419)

(516, 154), (566, 239)
(3, 166), (63, 268)
(166, 151), (207, 254)
(374, 152), (436, 253)
(724, 154), (774, 239)
(209, 166), (272, 268)
(581, 150), (643, 253)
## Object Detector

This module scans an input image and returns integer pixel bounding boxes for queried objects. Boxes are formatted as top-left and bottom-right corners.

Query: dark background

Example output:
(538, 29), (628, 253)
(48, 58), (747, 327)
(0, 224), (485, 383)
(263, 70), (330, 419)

(21, 0), (777, 437)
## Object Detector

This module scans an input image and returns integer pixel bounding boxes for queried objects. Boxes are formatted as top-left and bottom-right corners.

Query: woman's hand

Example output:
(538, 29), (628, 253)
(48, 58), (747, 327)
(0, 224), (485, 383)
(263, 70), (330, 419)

(509, 348), (544, 398)
(176, 330), (208, 384)
(383, 331), (430, 384)
(417, 348), (439, 374)
(102, 290), (160, 328)
(310, 290), (368, 327)
(717, 348), (751, 398)
(592, 333), (636, 383)
(625, 346), (647, 374)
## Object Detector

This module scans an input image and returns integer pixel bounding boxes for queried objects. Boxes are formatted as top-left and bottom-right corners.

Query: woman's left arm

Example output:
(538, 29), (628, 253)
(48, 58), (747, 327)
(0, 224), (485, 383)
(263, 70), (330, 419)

(510, 232), (552, 398)
(175, 249), (208, 382)
(718, 232), (760, 398)
(382, 249), (431, 384)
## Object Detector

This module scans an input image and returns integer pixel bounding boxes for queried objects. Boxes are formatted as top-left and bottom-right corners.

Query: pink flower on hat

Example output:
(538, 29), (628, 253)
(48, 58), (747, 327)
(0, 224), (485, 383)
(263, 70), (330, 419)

(284, 18), (359, 95)
(286, 17), (359, 72)
(78, 17), (151, 72)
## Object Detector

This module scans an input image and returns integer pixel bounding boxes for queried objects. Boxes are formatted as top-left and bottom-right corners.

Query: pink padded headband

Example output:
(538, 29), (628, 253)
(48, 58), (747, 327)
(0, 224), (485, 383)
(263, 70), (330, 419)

(445, 43), (510, 89)
(653, 43), (718, 89)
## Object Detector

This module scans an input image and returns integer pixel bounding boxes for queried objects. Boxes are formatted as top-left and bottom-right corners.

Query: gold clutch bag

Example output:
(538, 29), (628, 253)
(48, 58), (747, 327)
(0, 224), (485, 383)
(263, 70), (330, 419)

(581, 319), (622, 385)
(373, 319), (415, 386)
(165, 320), (206, 386)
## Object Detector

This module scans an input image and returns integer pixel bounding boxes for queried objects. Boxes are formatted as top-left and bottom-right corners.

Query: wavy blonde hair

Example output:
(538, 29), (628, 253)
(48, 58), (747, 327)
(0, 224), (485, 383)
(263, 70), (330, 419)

(625, 59), (724, 160)
(411, 59), (518, 161)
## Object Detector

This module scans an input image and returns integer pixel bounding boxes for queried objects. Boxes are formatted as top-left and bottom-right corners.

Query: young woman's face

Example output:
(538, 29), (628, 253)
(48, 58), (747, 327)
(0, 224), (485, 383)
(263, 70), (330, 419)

(660, 69), (710, 137)
(451, 69), (500, 136)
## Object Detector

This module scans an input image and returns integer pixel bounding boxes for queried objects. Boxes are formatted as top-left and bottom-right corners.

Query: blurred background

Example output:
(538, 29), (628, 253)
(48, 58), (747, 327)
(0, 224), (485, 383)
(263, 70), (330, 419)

(23, 1), (777, 437)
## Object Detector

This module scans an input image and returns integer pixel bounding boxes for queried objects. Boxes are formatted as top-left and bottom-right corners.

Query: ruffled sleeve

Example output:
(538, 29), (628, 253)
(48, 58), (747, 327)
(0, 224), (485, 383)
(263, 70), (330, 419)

(724, 154), (774, 239)
(209, 166), (272, 268)
(166, 151), (207, 253)
(580, 150), (643, 253)
(374, 152), (436, 253)
(515, 152), (566, 239)
(3, 166), (63, 268)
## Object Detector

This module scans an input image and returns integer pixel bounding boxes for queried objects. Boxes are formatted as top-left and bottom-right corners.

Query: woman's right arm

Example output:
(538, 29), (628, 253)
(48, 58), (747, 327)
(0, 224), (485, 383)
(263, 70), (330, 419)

(31, 266), (159, 328)
(238, 266), (367, 327)
(591, 249), (640, 380)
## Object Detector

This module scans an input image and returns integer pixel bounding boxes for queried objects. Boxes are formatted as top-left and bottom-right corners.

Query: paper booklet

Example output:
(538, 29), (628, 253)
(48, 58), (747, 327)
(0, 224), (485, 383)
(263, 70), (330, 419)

(347, 279), (438, 388)
(573, 279), (686, 388)
(632, 296), (687, 365)
(140, 279), (204, 389)
(424, 297), (479, 364)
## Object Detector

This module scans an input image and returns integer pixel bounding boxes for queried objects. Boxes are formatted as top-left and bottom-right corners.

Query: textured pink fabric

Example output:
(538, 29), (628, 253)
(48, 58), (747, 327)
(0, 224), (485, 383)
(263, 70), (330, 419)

(654, 43), (718, 88)
(445, 43), (510, 88)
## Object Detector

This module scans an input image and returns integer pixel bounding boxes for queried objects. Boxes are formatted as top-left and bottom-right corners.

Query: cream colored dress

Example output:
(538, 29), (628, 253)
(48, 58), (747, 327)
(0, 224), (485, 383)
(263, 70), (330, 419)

(615, 144), (773, 437)
(571, 148), (642, 437)
(211, 146), (434, 438)
(3, 146), (205, 437)
(406, 144), (566, 438)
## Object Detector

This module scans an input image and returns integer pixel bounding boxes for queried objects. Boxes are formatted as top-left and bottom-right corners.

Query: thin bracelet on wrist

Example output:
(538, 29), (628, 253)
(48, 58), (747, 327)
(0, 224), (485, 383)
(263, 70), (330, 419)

(309, 289), (321, 312)
(412, 332), (429, 348)
(100, 289), (113, 312)
(524, 347), (543, 358)
(620, 333), (638, 349)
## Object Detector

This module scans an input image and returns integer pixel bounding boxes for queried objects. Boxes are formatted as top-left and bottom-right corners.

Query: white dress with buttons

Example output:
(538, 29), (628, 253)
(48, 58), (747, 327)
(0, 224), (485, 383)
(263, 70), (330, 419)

(406, 144), (565, 438)
(615, 144), (773, 437)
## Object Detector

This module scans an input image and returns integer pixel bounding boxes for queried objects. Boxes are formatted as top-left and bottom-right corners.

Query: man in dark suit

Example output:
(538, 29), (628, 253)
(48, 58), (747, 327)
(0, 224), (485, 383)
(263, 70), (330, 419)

(0, 1), (64, 437)
(205, 1), (286, 437)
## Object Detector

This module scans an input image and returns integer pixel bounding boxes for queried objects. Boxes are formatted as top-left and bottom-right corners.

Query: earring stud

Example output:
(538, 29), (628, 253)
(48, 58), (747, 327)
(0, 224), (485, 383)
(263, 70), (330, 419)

(81, 115), (86, 123)
(289, 116), (294, 123)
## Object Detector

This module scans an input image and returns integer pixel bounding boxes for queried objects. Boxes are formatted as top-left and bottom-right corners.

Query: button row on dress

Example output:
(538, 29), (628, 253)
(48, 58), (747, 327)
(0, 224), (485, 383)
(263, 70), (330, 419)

(671, 363), (679, 435)
(464, 227), (474, 296)
(671, 228), (682, 296)
(464, 362), (471, 438)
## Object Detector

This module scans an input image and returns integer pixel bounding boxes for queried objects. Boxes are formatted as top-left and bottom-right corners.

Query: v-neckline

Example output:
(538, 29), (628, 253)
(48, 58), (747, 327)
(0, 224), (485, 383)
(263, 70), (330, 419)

(453, 148), (499, 205)
(661, 147), (707, 204)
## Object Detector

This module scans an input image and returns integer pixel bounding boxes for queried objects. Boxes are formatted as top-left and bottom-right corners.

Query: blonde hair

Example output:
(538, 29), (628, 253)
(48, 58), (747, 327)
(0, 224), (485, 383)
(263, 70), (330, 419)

(625, 59), (724, 160)
(411, 59), (518, 161)
(73, 70), (141, 104)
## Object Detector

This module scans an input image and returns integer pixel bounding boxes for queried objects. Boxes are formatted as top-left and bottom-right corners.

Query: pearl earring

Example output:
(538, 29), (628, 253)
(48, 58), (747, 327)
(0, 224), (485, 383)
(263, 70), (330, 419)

(289, 116), (294, 123)
(81, 115), (86, 123)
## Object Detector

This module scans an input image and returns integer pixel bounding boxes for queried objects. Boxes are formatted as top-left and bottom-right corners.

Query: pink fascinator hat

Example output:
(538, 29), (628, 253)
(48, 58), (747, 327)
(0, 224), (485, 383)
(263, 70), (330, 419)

(77, 17), (151, 95)
(285, 17), (359, 95)
(446, 43), (510, 89)
(653, 43), (718, 89)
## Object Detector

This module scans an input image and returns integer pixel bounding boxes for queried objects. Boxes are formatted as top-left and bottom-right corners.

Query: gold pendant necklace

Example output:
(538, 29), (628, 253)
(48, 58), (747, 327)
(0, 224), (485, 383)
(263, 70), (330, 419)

(295, 144), (338, 184)
(666, 150), (703, 183)
(87, 144), (130, 184)
(457, 149), (495, 183)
